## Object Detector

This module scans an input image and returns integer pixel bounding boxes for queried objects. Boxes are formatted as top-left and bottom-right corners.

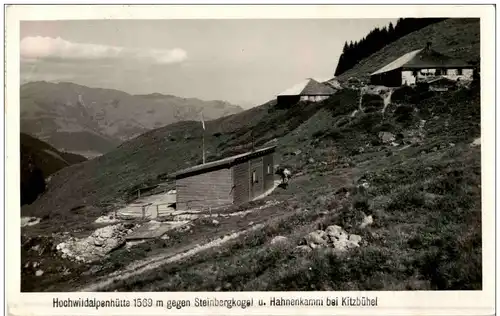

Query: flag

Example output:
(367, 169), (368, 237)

(200, 112), (205, 130)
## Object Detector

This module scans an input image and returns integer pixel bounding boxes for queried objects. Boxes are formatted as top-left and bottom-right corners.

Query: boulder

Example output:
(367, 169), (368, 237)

(97, 227), (114, 239)
(359, 215), (374, 229)
(378, 132), (396, 144)
(349, 234), (363, 244)
(325, 225), (348, 241)
(35, 270), (44, 277)
(93, 238), (105, 247)
(305, 230), (327, 246)
(470, 137), (481, 147)
(332, 239), (359, 252)
(294, 245), (312, 254)
(270, 236), (288, 246)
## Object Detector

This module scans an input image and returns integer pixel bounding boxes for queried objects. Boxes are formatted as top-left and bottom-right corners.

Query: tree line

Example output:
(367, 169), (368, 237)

(334, 18), (447, 76)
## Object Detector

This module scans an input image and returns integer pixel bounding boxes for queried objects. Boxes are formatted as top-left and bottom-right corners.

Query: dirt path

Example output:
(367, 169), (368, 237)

(79, 223), (265, 292)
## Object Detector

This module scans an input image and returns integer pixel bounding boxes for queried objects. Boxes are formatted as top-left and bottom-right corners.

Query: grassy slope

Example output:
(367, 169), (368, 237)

(335, 18), (480, 82)
(101, 85), (482, 291)
(23, 84), (482, 291)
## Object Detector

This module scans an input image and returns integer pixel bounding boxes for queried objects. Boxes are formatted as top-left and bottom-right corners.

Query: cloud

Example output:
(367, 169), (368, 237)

(20, 36), (187, 64)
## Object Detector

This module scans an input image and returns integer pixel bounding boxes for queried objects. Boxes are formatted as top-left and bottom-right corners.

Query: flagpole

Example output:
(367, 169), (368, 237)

(201, 112), (206, 164)
(202, 131), (206, 164)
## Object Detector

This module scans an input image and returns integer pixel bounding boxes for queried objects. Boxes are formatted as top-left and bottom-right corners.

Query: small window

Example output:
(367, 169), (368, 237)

(267, 165), (271, 175)
(458, 68), (463, 75)
(252, 171), (257, 183)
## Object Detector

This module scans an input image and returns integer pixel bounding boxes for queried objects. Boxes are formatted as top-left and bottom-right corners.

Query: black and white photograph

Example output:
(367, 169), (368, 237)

(11, 4), (492, 302)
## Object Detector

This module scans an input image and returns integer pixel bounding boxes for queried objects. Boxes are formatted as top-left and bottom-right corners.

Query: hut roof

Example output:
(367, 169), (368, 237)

(371, 46), (472, 76)
(278, 78), (336, 96)
(171, 145), (277, 179)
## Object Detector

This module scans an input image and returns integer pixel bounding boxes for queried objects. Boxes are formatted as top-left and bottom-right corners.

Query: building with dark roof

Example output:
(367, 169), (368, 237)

(370, 42), (474, 87)
(171, 146), (276, 211)
(277, 78), (336, 107)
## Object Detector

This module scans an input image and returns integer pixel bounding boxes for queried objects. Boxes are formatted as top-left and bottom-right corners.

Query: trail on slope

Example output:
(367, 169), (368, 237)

(79, 223), (265, 292)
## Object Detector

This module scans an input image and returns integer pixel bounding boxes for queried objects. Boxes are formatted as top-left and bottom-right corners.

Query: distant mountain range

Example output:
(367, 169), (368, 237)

(20, 81), (244, 157)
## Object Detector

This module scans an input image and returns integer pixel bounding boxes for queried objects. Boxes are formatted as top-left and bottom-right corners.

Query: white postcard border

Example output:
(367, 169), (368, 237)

(5, 4), (496, 316)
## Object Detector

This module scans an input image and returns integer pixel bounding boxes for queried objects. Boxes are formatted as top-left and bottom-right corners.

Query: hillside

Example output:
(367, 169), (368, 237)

(333, 18), (480, 83)
(20, 102), (274, 232)
(22, 84), (481, 291)
(334, 18), (446, 76)
(20, 82), (244, 156)
(20, 133), (87, 206)
(21, 19), (482, 292)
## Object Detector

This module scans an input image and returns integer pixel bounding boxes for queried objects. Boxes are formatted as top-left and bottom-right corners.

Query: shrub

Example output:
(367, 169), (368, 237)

(312, 130), (326, 138)
(394, 105), (415, 124)
(348, 112), (384, 133)
(391, 86), (414, 103)
(324, 89), (359, 116)
(362, 94), (384, 113)
(372, 120), (399, 134)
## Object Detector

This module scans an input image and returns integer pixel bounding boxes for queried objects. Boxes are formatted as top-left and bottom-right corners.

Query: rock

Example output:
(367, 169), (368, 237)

(325, 225), (348, 241)
(305, 230), (327, 246)
(270, 236), (288, 245)
(308, 158), (315, 164)
(378, 132), (395, 144)
(390, 142), (399, 147)
(248, 221), (254, 226)
(124, 223), (135, 229)
(293, 150), (302, 156)
(211, 219), (220, 226)
(94, 238), (105, 247)
(98, 228), (114, 239)
(349, 234), (362, 244)
(294, 245), (312, 254)
(359, 215), (373, 229)
(470, 137), (481, 147)
(346, 240), (360, 249)
(449, 143), (456, 147)
(35, 270), (44, 277)
(332, 239), (359, 252)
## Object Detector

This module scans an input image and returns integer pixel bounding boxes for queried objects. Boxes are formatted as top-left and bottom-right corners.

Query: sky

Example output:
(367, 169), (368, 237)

(20, 19), (396, 108)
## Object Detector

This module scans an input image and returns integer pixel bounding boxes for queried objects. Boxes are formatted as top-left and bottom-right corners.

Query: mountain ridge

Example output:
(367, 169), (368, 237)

(20, 81), (244, 156)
